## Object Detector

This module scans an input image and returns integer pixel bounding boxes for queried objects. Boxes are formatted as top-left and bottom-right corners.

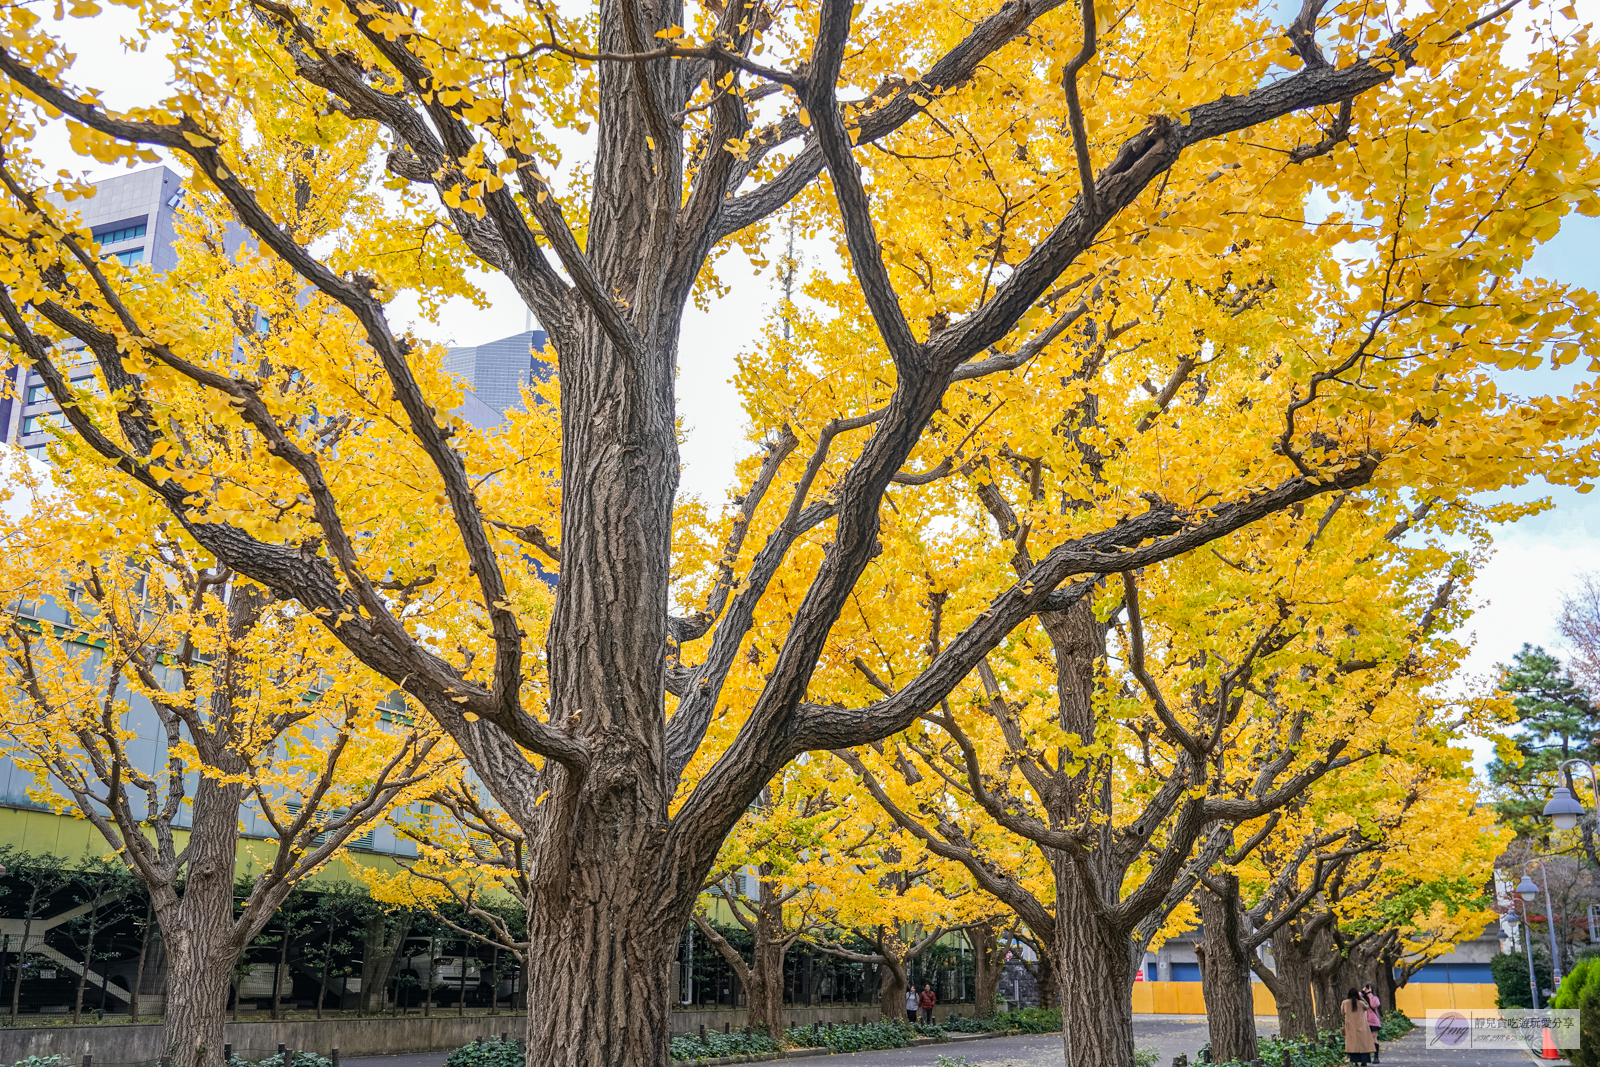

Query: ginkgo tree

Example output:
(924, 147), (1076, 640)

(1197, 739), (1506, 1055)
(0, 469), (452, 1066)
(787, 801), (995, 1021)
(0, 0), (1596, 1056)
(1275, 783), (1505, 1037)
(835, 483), (1494, 1064)
(689, 772), (837, 1041)
(0, 152), (461, 1066)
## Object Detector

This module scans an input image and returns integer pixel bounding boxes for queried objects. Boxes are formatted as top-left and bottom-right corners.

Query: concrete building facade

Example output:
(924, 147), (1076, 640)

(0, 167), (187, 457)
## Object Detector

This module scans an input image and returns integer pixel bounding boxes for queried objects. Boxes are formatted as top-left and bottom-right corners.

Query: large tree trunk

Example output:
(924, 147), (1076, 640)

(1377, 953), (1398, 1017)
(970, 923), (1004, 1018)
(877, 951), (907, 1021)
(1054, 884), (1135, 1067)
(162, 938), (238, 1067)
(524, 880), (675, 1067)
(748, 932), (788, 1039)
(156, 776), (249, 1067)
(359, 911), (409, 1013)
(1256, 931), (1319, 1041)
(1197, 876), (1259, 1063)
(1311, 941), (1344, 1037)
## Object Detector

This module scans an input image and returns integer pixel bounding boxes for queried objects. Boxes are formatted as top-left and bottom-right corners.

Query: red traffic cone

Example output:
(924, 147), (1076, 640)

(1541, 1026), (1560, 1060)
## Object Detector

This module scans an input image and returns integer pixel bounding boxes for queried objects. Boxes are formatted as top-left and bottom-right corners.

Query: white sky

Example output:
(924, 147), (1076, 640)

(18, 0), (1600, 771)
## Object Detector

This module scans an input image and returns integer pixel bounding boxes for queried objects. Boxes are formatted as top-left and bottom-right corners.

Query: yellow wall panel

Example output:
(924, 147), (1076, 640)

(1131, 984), (1155, 1014)
(1131, 980), (1497, 1017)
(1252, 984), (1278, 1015)
(1177, 983), (1207, 1014)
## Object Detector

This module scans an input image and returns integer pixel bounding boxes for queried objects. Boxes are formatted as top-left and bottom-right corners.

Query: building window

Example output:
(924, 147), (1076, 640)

(27, 376), (94, 403)
(24, 445), (48, 461)
(97, 221), (147, 245)
(282, 801), (376, 850)
(22, 413), (61, 434)
(110, 248), (144, 267)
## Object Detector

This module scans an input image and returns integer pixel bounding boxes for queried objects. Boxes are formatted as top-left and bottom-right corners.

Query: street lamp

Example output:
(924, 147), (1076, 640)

(1543, 759), (1599, 830)
(1544, 785), (1585, 831)
(1516, 861), (1564, 989)
(1512, 901), (1540, 1010)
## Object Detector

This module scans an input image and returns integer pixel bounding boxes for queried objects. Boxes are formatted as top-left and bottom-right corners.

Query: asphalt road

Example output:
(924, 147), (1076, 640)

(341, 1017), (1554, 1067)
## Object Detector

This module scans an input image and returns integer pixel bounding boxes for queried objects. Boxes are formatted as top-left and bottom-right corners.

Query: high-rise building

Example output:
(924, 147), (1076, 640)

(2, 166), (549, 453)
(446, 329), (550, 427)
(0, 166), (187, 457)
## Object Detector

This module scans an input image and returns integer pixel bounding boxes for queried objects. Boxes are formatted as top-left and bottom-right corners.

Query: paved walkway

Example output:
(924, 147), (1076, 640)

(341, 1018), (1553, 1067)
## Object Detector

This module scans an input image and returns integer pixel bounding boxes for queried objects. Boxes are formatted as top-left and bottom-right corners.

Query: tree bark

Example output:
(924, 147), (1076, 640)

(162, 937), (238, 1067)
(1053, 890), (1135, 1067)
(1197, 875), (1258, 1063)
(749, 934), (788, 1038)
(969, 923), (1005, 1018)
(1310, 924), (1344, 1037)
(156, 775), (251, 1067)
(524, 885), (675, 1067)
(877, 951), (908, 1021)
(1254, 929), (1319, 1041)
(360, 911), (408, 1014)
(131, 901), (151, 1024)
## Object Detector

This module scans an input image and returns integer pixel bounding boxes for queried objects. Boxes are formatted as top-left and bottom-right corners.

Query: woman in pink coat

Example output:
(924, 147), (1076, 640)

(1343, 988), (1377, 1064)
(1361, 984), (1383, 1063)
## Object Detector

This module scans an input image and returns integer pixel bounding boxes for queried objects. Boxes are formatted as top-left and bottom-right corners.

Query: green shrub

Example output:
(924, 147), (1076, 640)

(1202, 1033), (1346, 1067)
(1375, 1009), (1416, 1042)
(993, 1006), (1061, 1033)
(6, 1057), (67, 1067)
(939, 1007), (1060, 1034)
(443, 1040), (523, 1067)
(1134, 1048), (1161, 1067)
(668, 1028), (783, 1061)
(230, 1054), (333, 1067)
(783, 1020), (919, 1052)
(1491, 951), (1552, 1009)
(942, 1015), (1007, 1033)
(1555, 958), (1599, 1010)
(1572, 979), (1600, 1067)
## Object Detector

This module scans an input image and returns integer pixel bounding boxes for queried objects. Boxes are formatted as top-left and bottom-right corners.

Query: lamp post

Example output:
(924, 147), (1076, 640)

(1512, 895), (1540, 1010)
(1517, 862), (1564, 989)
(1537, 758), (1600, 991)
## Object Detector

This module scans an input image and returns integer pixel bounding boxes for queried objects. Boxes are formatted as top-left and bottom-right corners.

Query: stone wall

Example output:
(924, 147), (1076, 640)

(669, 1003), (967, 1038)
(0, 1014), (528, 1066)
(0, 1004), (980, 1064)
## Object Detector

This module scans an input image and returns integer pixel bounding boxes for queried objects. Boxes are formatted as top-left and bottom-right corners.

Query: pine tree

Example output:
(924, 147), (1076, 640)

(1489, 646), (1600, 830)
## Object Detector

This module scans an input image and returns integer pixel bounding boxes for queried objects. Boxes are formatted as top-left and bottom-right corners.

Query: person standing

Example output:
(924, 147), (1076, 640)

(904, 986), (918, 1023)
(1343, 988), (1377, 1064)
(919, 983), (936, 1024)
(1361, 984), (1383, 1063)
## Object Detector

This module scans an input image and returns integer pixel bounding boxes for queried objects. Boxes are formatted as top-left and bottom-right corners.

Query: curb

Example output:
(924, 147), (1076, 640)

(674, 1028), (1057, 1065)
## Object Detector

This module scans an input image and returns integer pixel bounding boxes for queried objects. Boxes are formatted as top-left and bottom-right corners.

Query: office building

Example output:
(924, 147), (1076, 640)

(0, 167), (186, 457)
(446, 329), (550, 427)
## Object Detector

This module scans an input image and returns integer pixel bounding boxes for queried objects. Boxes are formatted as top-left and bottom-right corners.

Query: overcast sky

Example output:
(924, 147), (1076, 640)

(20, 0), (1600, 764)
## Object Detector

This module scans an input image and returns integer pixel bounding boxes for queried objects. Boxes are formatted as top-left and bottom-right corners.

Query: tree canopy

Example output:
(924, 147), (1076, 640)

(0, 0), (1597, 1059)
